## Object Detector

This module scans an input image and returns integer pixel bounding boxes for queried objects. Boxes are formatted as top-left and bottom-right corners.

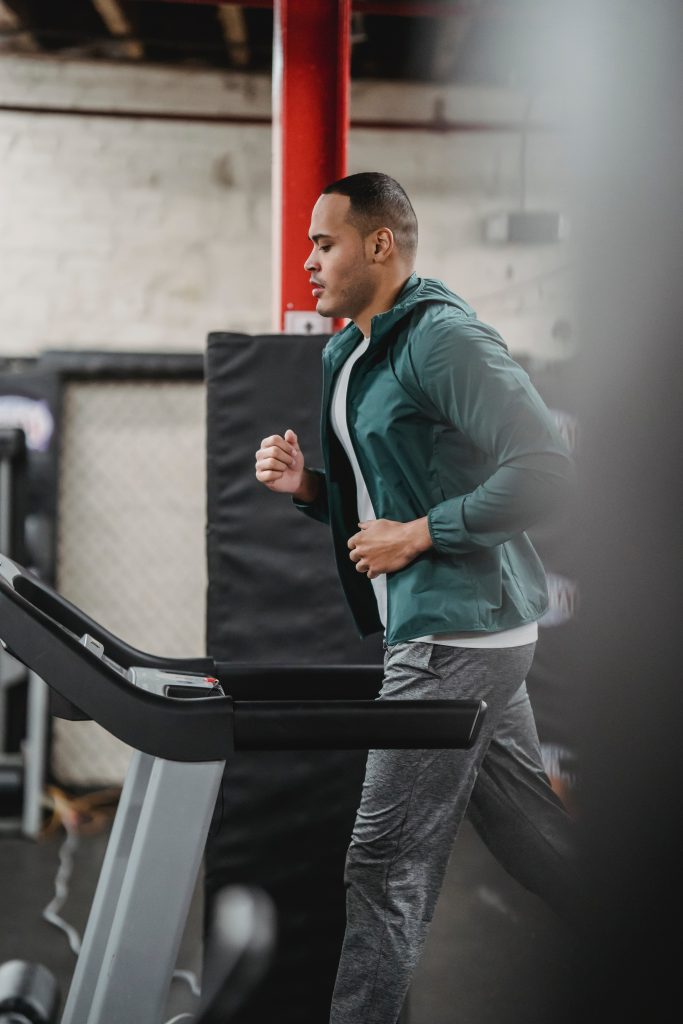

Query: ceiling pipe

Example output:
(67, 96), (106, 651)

(0, 103), (556, 133)
(135, 0), (544, 19)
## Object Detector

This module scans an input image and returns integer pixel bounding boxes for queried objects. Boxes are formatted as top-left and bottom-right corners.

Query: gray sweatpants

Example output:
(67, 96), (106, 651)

(329, 641), (575, 1024)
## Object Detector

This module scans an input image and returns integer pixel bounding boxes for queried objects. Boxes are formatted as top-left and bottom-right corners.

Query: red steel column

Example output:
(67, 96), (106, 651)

(272, 0), (350, 332)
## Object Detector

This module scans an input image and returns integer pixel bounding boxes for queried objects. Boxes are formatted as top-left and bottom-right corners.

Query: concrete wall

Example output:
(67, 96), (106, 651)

(0, 55), (574, 361)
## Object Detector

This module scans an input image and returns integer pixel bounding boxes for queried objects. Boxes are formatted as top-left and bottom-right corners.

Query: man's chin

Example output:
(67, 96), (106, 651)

(316, 298), (336, 319)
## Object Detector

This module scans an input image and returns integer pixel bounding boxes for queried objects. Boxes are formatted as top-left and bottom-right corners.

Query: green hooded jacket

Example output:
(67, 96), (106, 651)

(295, 273), (574, 645)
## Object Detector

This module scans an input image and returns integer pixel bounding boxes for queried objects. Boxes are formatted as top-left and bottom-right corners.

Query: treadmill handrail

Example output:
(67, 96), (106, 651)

(0, 575), (235, 761)
(0, 557), (486, 760)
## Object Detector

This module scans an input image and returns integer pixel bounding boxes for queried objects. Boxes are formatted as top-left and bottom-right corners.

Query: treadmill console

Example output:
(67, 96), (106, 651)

(78, 631), (222, 698)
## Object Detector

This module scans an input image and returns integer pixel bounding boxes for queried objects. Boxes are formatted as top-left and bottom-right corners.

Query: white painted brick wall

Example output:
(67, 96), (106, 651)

(0, 55), (574, 360)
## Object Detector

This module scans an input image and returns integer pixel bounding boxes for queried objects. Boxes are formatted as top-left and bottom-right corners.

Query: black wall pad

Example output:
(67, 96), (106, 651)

(203, 748), (367, 1024)
(205, 332), (384, 665)
(204, 333), (382, 1024)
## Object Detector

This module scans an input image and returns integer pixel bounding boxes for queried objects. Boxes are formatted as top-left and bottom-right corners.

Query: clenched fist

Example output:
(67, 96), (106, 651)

(255, 429), (303, 493)
(255, 429), (319, 503)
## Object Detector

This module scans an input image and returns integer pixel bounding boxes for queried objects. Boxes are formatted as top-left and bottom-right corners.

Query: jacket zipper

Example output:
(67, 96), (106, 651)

(345, 335), (391, 637)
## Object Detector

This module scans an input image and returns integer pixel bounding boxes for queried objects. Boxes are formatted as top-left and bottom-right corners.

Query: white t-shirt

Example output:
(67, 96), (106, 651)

(329, 335), (538, 649)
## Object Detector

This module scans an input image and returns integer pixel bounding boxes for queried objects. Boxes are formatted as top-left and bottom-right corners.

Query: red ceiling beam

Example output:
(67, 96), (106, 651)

(272, 0), (349, 332)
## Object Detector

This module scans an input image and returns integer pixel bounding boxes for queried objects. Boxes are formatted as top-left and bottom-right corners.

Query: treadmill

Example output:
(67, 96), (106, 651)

(0, 553), (486, 1024)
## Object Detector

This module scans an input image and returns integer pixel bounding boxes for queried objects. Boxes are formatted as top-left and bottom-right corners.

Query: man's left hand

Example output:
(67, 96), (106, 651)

(347, 518), (432, 580)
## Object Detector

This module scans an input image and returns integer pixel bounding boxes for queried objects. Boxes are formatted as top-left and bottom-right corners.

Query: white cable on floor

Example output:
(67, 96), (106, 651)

(172, 969), (200, 997)
(42, 822), (82, 955)
(44, 819), (202, 1023)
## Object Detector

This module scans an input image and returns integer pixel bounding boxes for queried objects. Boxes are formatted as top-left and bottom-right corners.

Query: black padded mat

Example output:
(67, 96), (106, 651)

(204, 332), (381, 1024)
(206, 331), (383, 665)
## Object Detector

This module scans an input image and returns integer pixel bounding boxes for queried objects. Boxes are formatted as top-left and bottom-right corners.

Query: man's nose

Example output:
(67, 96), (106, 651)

(304, 248), (319, 272)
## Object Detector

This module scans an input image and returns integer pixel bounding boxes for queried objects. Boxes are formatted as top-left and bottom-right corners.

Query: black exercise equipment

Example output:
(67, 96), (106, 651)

(0, 960), (59, 1024)
(0, 553), (485, 1023)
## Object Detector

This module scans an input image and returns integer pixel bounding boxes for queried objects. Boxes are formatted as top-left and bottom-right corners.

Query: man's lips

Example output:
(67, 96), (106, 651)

(310, 280), (325, 297)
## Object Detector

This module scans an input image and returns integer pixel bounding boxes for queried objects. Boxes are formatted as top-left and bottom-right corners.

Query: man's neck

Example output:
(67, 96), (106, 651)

(354, 272), (413, 338)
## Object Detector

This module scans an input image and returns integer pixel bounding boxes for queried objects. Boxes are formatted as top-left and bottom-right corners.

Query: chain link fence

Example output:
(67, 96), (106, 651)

(52, 379), (206, 786)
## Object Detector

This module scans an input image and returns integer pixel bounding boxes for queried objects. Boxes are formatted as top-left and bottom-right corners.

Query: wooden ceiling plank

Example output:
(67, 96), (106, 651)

(217, 4), (250, 68)
(92, 0), (144, 58)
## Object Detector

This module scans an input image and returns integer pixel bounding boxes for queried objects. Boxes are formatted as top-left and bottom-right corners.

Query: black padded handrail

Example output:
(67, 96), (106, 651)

(216, 664), (384, 701)
(234, 699), (483, 750)
(0, 577), (235, 761)
(0, 557), (486, 760)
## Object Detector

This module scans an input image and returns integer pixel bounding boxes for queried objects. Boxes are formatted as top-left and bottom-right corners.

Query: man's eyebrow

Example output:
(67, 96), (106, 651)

(309, 232), (335, 243)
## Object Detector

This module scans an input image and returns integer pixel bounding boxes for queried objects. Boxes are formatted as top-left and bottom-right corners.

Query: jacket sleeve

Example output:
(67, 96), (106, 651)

(292, 467), (330, 525)
(417, 319), (575, 555)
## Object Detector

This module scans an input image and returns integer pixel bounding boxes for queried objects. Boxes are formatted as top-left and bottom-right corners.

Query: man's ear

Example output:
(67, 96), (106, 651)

(372, 227), (395, 262)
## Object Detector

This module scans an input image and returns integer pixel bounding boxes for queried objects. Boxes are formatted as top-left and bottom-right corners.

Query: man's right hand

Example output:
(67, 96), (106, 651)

(255, 429), (318, 502)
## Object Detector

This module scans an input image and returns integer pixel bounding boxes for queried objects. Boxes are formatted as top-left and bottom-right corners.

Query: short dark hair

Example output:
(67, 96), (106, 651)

(322, 171), (418, 261)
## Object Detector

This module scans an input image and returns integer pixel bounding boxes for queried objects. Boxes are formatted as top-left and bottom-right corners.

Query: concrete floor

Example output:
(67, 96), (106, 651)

(0, 819), (572, 1024)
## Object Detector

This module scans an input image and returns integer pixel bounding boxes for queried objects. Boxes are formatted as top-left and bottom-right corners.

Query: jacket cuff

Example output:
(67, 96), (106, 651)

(292, 468), (329, 525)
(427, 497), (471, 554)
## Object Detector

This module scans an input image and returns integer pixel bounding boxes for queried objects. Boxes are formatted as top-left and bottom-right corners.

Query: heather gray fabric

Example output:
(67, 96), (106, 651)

(329, 641), (574, 1024)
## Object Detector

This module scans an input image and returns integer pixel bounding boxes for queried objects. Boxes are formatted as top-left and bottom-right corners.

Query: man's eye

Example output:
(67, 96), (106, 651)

(319, 245), (331, 252)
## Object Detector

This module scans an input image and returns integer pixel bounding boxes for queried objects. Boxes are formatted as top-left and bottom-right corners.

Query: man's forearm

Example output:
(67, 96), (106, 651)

(293, 467), (321, 504)
(427, 452), (574, 555)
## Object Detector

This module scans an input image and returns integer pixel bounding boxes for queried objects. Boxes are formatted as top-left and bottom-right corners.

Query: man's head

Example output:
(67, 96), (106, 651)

(304, 172), (418, 326)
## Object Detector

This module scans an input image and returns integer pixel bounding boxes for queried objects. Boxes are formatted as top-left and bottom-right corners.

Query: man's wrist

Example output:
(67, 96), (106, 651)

(405, 516), (433, 557)
(293, 468), (320, 504)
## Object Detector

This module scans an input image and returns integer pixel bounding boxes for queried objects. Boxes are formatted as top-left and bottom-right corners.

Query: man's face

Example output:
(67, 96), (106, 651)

(304, 193), (377, 322)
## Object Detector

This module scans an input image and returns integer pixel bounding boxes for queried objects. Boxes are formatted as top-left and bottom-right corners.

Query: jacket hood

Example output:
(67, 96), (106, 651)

(326, 274), (476, 355)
